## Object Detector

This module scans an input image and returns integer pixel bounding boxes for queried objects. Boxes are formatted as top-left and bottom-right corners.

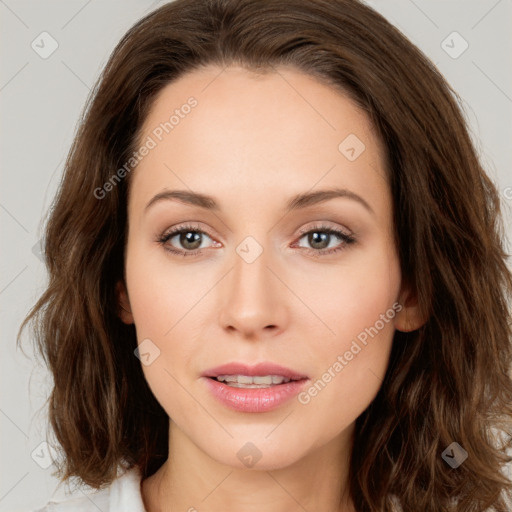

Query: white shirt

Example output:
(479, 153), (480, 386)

(31, 467), (146, 512)
(30, 462), (512, 511)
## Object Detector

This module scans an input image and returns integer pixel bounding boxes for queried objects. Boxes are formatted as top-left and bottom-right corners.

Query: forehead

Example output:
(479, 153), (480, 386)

(129, 65), (388, 216)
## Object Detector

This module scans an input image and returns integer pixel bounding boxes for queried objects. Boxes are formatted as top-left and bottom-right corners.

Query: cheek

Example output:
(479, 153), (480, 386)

(294, 250), (400, 433)
(124, 243), (214, 415)
(124, 240), (212, 339)
(294, 240), (400, 350)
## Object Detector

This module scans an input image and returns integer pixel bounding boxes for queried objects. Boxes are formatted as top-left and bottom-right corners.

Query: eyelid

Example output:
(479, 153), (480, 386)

(296, 221), (352, 237)
(159, 222), (217, 241)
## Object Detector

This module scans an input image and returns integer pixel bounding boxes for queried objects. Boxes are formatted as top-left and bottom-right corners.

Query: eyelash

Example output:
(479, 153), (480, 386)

(156, 222), (356, 258)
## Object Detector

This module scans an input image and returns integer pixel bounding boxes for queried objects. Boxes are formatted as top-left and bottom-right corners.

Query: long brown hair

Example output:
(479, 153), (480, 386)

(18, 0), (512, 510)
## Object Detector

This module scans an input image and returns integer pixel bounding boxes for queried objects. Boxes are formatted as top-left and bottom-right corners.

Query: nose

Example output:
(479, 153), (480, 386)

(218, 244), (289, 340)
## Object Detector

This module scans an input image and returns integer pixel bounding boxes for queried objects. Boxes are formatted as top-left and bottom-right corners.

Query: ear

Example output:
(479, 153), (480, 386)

(116, 280), (134, 324)
(394, 283), (427, 332)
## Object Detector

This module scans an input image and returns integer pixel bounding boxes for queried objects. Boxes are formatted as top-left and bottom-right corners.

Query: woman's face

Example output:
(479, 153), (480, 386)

(118, 64), (412, 470)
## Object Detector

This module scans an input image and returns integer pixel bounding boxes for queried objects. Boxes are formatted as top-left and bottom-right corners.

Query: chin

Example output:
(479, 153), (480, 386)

(197, 431), (313, 471)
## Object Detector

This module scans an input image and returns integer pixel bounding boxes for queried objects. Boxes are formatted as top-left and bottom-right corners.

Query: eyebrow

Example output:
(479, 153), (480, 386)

(144, 187), (374, 216)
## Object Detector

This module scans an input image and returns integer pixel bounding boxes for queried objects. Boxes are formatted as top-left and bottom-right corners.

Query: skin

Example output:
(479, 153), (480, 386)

(117, 64), (424, 512)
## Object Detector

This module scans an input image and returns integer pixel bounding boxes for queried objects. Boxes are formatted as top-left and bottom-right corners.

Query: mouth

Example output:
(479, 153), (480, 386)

(202, 362), (309, 413)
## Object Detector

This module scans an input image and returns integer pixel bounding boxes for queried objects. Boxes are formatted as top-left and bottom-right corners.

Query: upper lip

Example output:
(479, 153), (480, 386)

(202, 362), (308, 380)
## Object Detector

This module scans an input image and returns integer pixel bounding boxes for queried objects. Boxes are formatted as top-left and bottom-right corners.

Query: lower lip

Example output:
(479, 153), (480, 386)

(204, 377), (308, 413)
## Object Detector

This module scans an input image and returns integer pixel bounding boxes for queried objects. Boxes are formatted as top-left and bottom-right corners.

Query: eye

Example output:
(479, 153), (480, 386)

(156, 222), (356, 258)
(156, 223), (219, 257)
(293, 224), (356, 256)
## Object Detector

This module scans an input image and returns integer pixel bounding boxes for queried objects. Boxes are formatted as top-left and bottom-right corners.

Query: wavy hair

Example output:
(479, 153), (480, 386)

(18, 0), (512, 510)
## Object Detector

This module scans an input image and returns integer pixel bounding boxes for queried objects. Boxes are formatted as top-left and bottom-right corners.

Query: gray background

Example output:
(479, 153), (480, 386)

(1, 1), (511, 511)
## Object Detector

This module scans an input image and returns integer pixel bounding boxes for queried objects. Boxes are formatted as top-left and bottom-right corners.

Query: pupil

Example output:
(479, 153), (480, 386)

(181, 231), (202, 250)
(309, 232), (329, 249)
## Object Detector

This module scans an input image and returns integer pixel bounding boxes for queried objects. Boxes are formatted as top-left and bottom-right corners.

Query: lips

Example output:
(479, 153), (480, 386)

(202, 362), (309, 413)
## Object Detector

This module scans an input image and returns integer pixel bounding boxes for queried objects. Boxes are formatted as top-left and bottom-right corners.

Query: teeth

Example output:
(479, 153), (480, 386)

(215, 375), (291, 387)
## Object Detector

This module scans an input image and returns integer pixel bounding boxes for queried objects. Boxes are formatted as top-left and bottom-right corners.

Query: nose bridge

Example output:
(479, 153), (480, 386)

(234, 238), (271, 296)
(218, 235), (287, 335)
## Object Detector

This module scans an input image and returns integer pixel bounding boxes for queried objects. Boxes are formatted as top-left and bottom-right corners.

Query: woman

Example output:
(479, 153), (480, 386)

(19, 0), (512, 510)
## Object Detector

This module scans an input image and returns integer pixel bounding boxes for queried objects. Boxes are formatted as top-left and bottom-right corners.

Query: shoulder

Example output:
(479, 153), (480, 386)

(31, 466), (146, 512)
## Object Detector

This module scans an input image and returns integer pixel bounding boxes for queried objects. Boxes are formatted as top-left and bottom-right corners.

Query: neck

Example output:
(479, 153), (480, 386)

(141, 421), (356, 512)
